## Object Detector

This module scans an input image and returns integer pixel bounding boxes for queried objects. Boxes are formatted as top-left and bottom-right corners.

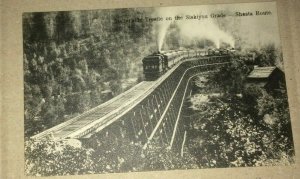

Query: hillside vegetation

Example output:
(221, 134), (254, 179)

(23, 10), (157, 137)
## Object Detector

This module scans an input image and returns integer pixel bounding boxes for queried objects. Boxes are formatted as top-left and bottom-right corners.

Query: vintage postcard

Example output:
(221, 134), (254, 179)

(17, 1), (297, 177)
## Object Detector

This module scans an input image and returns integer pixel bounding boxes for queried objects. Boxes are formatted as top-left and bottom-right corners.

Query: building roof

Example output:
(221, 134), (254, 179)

(247, 66), (277, 79)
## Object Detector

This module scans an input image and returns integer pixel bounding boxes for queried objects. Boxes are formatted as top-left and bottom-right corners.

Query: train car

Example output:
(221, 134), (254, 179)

(162, 51), (174, 67)
(143, 47), (235, 81)
(219, 48), (229, 55)
(142, 53), (166, 80)
(173, 51), (182, 64)
(208, 48), (222, 56)
(207, 48), (214, 56)
(189, 50), (198, 58)
(197, 49), (207, 56)
(179, 50), (188, 59)
(177, 50), (185, 59)
(228, 48), (236, 54)
(214, 49), (220, 56)
(162, 51), (180, 67)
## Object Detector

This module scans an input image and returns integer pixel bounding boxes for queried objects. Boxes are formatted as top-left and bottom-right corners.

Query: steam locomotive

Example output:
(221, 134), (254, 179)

(142, 48), (234, 80)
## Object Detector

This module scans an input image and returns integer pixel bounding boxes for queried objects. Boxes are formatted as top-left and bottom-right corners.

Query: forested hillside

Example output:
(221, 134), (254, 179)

(185, 56), (294, 168)
(23, 9), (157, 137)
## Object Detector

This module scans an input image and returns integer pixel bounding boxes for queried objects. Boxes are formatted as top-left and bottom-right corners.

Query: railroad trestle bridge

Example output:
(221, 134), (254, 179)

(32, 56), (230, 151)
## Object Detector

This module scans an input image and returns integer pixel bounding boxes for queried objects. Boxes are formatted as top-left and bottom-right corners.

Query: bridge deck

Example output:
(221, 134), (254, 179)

(31, 56), (226, 140)
(32, 81), (157, 140)
(31, 57), (190, 140)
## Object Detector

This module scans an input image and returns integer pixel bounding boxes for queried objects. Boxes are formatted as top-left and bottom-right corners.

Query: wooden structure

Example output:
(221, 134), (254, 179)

(245, 66), (286, 95)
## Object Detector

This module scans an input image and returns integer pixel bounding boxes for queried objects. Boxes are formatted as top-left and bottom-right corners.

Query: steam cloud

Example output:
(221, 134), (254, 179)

(156, 21), (172, 52)
(154, 7), (235, 51)
(154, 7), (176, 51)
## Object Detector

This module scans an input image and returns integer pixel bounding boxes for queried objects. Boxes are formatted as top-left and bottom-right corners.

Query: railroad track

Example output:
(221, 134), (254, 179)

(31, 81), (155, 140)
(31, 56), (229, 140)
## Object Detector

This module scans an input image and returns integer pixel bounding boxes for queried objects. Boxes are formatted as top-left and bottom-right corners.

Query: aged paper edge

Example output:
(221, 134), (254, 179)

(1, 0), (299, 178)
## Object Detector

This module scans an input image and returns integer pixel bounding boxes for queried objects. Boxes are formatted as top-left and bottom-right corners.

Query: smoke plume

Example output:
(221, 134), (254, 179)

(154, 7), (235, 51)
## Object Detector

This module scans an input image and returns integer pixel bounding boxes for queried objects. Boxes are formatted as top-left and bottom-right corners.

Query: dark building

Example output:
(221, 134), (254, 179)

(245, 66), (286, 96)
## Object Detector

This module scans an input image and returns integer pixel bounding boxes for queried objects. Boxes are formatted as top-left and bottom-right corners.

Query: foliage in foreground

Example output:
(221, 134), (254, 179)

(185, 53), (294, 168)
(25, 136), (198, 176)
(186, 94), (294, 168)
(25, 139), (95, 176)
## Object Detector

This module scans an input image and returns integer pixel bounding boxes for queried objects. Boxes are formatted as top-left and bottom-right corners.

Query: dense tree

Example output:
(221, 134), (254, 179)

(23, 9), (157, 137)
(55, 12), (78, 43)
(185, 49), (294, 168)
(186, 94), (294, 168)
(25, 139), (95, 176)
(254, 43), (278, 67)
(242, 85), (263, 117)
(30, 12), (49, 42)
(210, 57), (250, 94)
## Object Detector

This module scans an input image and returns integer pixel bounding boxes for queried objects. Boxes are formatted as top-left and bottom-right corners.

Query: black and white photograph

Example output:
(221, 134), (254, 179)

(23, 2), (295, 176)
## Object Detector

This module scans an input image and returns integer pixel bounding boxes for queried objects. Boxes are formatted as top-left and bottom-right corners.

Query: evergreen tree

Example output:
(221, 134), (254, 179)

(30, 12), (48, 42)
